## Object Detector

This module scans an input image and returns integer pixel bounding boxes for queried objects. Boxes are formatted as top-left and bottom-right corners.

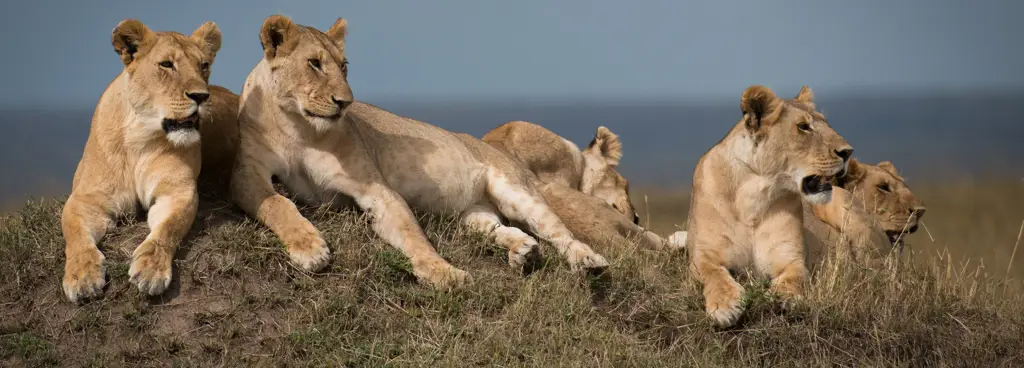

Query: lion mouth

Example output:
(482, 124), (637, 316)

(885, 224), (919, 245)
(800, 175), (834, 196)
(162, 112), (201, 133)
(304, 109), (342, 120)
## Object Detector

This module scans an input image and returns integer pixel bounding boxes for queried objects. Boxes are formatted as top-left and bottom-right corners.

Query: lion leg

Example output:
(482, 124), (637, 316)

(129, 187), (197, 296)
(61, 194), (114, 302)
(347, 183), (469, 288)
(485, 174), (609, 272)
(754, 212), (808, 307)
(460, 203), (542, 271)
(690, 239), (745, 328)
(231, 163), (330, 271)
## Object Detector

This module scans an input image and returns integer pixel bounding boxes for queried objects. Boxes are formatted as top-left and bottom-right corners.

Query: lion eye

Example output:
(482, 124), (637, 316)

(341, 60), (349, 75)
(200, 62), (210, 72)
(159, 60), (174, 69)
(877, 183), (892, 193)
(797, 122), (812, 132)
(308, 58), (322, 71)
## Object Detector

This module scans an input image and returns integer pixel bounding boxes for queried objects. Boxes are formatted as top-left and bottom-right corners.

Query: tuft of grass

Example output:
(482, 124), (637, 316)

(1, 180), (1023, 366)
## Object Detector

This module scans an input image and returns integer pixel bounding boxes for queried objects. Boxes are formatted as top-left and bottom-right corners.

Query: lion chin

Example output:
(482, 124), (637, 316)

(162, 112), (202, 147)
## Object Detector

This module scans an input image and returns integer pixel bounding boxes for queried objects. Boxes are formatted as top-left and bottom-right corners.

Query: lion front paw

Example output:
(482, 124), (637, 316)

(286, 235), (331, 272)
(667, 231), (688, 250)
(770, 278), (805, 311)
(63, 248), (107, 303)
(705, 280), (745, 328)
(566, 244), (610, 273)
(507, 241), (543, 272)
(129, 241), (174, 296)
(414, 259), (472, 290)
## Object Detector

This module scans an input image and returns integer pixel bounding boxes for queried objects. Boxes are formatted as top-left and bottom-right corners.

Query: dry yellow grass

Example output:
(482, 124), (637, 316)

(1, 180), (1022, 366)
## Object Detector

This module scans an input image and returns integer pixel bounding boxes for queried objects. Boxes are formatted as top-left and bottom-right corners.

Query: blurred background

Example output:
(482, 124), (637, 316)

(2, 1), (1022, 272)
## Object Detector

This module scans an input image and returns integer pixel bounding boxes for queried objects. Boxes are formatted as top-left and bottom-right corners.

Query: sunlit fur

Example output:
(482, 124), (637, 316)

(60, 19), (239, 303)
(686, 85), (853, 328)
(230, 15), (610, 290)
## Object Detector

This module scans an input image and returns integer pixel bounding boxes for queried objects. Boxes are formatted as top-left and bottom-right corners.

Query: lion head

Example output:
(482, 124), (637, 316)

(739, 85), (853, 205)
(257, 15), (354, 133)
(837, 158), (926, 244)
(580, 126), (638, 224)
(111, 19), (221, 147)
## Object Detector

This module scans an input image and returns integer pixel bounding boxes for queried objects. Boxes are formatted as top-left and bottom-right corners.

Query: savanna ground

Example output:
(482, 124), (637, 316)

(2, 180), (1023, 367)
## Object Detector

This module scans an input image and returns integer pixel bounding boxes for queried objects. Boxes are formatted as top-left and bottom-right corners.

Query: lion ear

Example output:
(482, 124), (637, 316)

(260, 15), (299, 59)
(191, 21), (222, 58)
(794, 85), (815, 109)
(740, 85), (783, 132)
(111, 19), (155, 66)
(584, 126), (623, 167)
(877, 161), (899, 176)
(326, 18), (348, 47)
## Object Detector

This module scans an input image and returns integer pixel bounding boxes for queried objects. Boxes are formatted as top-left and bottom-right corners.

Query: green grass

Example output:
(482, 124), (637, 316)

(1, 181), (1023, 367)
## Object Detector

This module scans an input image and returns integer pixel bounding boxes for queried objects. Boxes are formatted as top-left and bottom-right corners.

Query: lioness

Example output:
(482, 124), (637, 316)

(230, 15), (609, 288)
(62, 19), (236, 302)
(805, 158), (926, 263)
(481, 121), (675, 250)
(482, 121), (638, 223)
(686, 85), (853, 327)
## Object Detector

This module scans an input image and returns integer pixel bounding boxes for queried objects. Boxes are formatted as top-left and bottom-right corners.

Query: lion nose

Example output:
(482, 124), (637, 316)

(332, 96), (352, 110)
(186, 91), (210, 105)
(835, 147), (853, 162)
(911, 205), (926, 220)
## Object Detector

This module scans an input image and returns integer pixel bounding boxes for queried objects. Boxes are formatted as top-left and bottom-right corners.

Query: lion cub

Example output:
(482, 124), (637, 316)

(61, 19), (237, 302)
(686, 85), (853, 327)
(230, 15), (609, 288)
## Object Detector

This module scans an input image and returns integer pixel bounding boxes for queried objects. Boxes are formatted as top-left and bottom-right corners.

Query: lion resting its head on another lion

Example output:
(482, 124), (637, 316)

(230, 15), (609, 289)
(61, 19), (238, 302)
(483, 121), (639, 223)
(686, 85), (853, 327)
(482, 121), (676, 250)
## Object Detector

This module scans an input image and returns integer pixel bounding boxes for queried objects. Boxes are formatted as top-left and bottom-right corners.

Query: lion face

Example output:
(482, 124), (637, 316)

(739, 85), (853, 205)
(839, 159), (927, 245)
(258, 15), (354, 133)
(581, 126), (639, 224)
(111, 19), (221, 147)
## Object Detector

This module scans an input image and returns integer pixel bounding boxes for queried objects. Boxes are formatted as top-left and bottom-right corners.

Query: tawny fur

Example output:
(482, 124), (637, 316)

(482, 121), (637, 221)
(804, 159), (926, 266)
(230, 15), (609, 289)
(61, 19), (238, 303)
(686, 85), (853, 328)
(482, 121), (677, 250)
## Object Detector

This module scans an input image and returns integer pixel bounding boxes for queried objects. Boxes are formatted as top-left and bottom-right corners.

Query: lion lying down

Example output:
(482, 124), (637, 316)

(61, 19), (238, 302)
(229, 15), (609, 288)
(803, 158), (926, 266)
(481, 120), (676, 250)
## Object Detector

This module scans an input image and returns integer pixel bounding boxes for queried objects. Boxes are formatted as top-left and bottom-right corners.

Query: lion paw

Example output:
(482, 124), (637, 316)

(566, 246), (610, 273)
(287, 236), (331, 272)
(507, 241), (543, 271)
(667, 231), (688, 250)
(129, 241), (174, 296)
(705, 281), (745, 328)
(63, 248), (106, 303)
(415, 261), (472, 290)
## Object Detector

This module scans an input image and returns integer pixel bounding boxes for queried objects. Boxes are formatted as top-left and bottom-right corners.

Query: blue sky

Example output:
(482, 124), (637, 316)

(3, 0), (1022, 108)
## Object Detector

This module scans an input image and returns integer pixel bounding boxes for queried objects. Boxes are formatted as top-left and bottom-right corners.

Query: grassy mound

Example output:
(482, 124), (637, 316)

(1, 193), (1022, 367)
